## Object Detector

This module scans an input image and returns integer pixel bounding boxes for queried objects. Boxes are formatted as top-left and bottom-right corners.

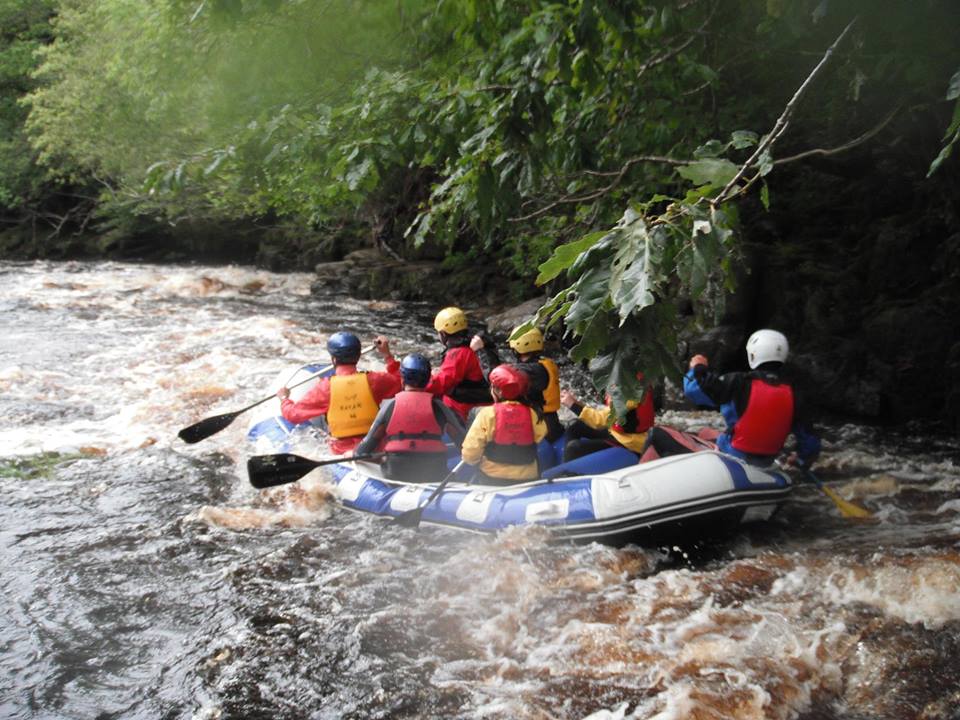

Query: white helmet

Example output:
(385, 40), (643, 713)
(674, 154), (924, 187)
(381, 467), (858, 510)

(746, 329), (789, 369)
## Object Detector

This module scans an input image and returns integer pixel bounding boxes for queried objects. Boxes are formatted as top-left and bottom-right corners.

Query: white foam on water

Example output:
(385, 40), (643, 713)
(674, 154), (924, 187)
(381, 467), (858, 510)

(820, 555), (960, 629)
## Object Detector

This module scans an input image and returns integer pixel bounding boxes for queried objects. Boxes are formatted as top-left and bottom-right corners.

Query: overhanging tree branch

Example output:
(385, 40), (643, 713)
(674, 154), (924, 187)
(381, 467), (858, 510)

(711, 17), (859, 207)
(508, 154), (684, 223)
(773, 105), (900, 165)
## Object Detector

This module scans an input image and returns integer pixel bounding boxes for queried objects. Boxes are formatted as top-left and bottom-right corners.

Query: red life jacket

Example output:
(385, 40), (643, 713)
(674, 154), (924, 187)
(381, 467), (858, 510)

(611, 388), (655, 434)
(731, 378), (795, 456)
(485, 402), (538, 465)
(383, 391), (447, 454)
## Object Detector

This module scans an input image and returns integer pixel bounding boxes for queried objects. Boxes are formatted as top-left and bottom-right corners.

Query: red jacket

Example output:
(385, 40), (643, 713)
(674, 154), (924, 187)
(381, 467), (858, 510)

(424, 345), (490, 421)
(280, 360), (401, 454)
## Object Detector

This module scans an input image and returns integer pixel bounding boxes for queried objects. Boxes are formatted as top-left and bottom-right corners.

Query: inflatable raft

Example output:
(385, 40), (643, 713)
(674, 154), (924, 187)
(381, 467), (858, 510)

(247, 364), (792, 544)
(326, 449), (791, 545)
(247, 363), (333, 452)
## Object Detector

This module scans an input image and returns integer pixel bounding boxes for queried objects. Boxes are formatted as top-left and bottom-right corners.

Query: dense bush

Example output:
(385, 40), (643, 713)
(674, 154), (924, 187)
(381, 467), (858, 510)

(4, 0), (959, 414)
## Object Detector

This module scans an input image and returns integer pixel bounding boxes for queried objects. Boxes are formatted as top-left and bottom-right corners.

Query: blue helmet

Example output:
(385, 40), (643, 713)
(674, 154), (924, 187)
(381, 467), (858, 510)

(327, 331), (361, 363)
(400, 353), (431, 387)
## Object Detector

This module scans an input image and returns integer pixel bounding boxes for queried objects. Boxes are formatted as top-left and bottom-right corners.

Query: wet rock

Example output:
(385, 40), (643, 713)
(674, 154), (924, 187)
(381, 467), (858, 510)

(483, 298), (547, 336)
(680, 325), (745, 372)
(311, 247), (508, 304)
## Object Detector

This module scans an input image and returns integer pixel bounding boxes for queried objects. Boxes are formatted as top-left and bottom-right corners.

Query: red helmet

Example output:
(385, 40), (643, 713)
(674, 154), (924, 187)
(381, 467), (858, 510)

(489, 364), (528, 400)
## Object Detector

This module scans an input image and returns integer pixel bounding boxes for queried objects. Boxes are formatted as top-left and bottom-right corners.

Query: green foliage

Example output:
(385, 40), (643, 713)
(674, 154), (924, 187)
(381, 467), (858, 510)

(12, 0), (960, 412)
(26, 0), (432, 213)
(928, 67), (960, 177)
(0, 0), (53, 210)
(532, 201), (737, 416)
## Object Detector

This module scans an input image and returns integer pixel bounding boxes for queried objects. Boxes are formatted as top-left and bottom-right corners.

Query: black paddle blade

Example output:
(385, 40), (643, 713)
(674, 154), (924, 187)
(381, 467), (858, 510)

(177, 410), (242, 444)
(391, 507), (425, 529)
(248, 453), (321, 489)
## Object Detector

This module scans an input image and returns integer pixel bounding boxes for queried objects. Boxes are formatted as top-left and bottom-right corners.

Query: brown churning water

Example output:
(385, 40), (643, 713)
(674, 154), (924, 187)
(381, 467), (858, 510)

(1, 260), (958, 719)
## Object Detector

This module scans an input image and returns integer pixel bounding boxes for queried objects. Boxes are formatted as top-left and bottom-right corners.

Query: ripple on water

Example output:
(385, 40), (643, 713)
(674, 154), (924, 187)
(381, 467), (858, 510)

(3, 261), (960, 719)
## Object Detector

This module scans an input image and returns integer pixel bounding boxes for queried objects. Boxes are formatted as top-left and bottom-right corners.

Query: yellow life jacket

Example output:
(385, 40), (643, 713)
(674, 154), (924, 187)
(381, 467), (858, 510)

(327, 372), (379, 438)
(539, 357), (561, 413)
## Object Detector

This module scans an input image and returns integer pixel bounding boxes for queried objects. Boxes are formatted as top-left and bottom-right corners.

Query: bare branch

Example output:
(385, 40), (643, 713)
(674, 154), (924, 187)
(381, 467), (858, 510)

(773, 106), (900, 165)
(637, 2), (717, 80)
(711, 17), (858, 207)
(508, 155), (684, 223)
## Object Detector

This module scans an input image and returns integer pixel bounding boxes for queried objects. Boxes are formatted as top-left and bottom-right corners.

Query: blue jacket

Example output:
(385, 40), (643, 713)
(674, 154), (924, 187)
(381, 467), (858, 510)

(684, 363), (821, 466)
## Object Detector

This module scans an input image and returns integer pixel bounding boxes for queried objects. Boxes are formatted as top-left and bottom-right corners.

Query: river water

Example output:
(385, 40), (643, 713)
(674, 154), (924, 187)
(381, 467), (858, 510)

(1, 260), (959, 720)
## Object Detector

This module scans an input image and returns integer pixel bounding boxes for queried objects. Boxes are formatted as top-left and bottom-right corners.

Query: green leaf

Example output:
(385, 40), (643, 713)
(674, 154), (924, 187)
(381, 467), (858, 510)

(757, 150), (774, 176)
(569, 230), (617, 277)
(927, 129), (957, 178)
(693, 139), (725, 159)
(565, 265), (612, 331)
(730, 130), (759, 149)
(947, 100), (960, 140)
(588, 346), (644, 421)
(678, 158), (739, 186)
(569, 310), (611, 362)
(345, 157), (373, 191)
(530, 288), (568, 329)
(947, 67), (960, 101)
(760, 180), (770, 210)
(535, 230), (609, 285)
(609, 219), (656, 325)
(607, 218), (646, 306)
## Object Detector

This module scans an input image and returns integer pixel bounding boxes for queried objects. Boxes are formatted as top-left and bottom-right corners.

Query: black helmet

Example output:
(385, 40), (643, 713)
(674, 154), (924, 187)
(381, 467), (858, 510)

(400, 353), (431, 388)
(327, 331), (361, 363)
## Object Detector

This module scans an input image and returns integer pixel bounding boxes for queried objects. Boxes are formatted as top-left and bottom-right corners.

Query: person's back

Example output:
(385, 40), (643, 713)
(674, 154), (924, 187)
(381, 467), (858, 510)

(278, 331), (401, 455)
(425, 307), (492, 421)
(560, 375), (655, 462)
(327, 369), (380, 440)
(354, 354), (465, 482)
(508, 327), (564, 442)
(461, 365), (546, 484)
(675, 328), (820, 467)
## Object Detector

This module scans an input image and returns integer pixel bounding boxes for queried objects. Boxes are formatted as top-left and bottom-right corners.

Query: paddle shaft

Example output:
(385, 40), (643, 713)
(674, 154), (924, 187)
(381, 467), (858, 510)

(393, 460), (466, 529)
(248, 452), (382, 489)
(799, 465), (872, 518)
(177, 346), (375, 444)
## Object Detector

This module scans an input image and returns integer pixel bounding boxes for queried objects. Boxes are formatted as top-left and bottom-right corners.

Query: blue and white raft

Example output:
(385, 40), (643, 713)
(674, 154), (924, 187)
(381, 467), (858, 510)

(247, 364), (333, 452)
(327, 449), (792, 544)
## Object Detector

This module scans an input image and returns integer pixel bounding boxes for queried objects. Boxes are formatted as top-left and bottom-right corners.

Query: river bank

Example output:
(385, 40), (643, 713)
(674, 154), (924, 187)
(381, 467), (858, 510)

(4, 222), (959, 434)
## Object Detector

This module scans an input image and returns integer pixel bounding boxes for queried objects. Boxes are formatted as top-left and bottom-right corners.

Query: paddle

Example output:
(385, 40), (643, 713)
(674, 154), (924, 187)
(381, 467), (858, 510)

(798, 465), (873, 518)
(247, 452), (382, 489)
(177, 346), (374, 444)
(392, 460), (466, 529)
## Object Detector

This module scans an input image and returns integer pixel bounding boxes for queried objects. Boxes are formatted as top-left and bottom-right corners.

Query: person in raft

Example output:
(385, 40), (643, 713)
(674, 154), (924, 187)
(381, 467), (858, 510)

(643, 329), (821, 468)
(276, 331), (401, 455)
(424, 306), (495, 423)
(352, 353), (466, 482)
(558, 374), (656, 462)
(460, 364), (547, 485)
(470, 326), (564, 442)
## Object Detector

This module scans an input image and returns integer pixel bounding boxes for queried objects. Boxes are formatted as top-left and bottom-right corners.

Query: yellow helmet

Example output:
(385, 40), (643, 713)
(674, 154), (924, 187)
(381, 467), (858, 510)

(433, 306), (468, 334)
(509, 326), (544, 353)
